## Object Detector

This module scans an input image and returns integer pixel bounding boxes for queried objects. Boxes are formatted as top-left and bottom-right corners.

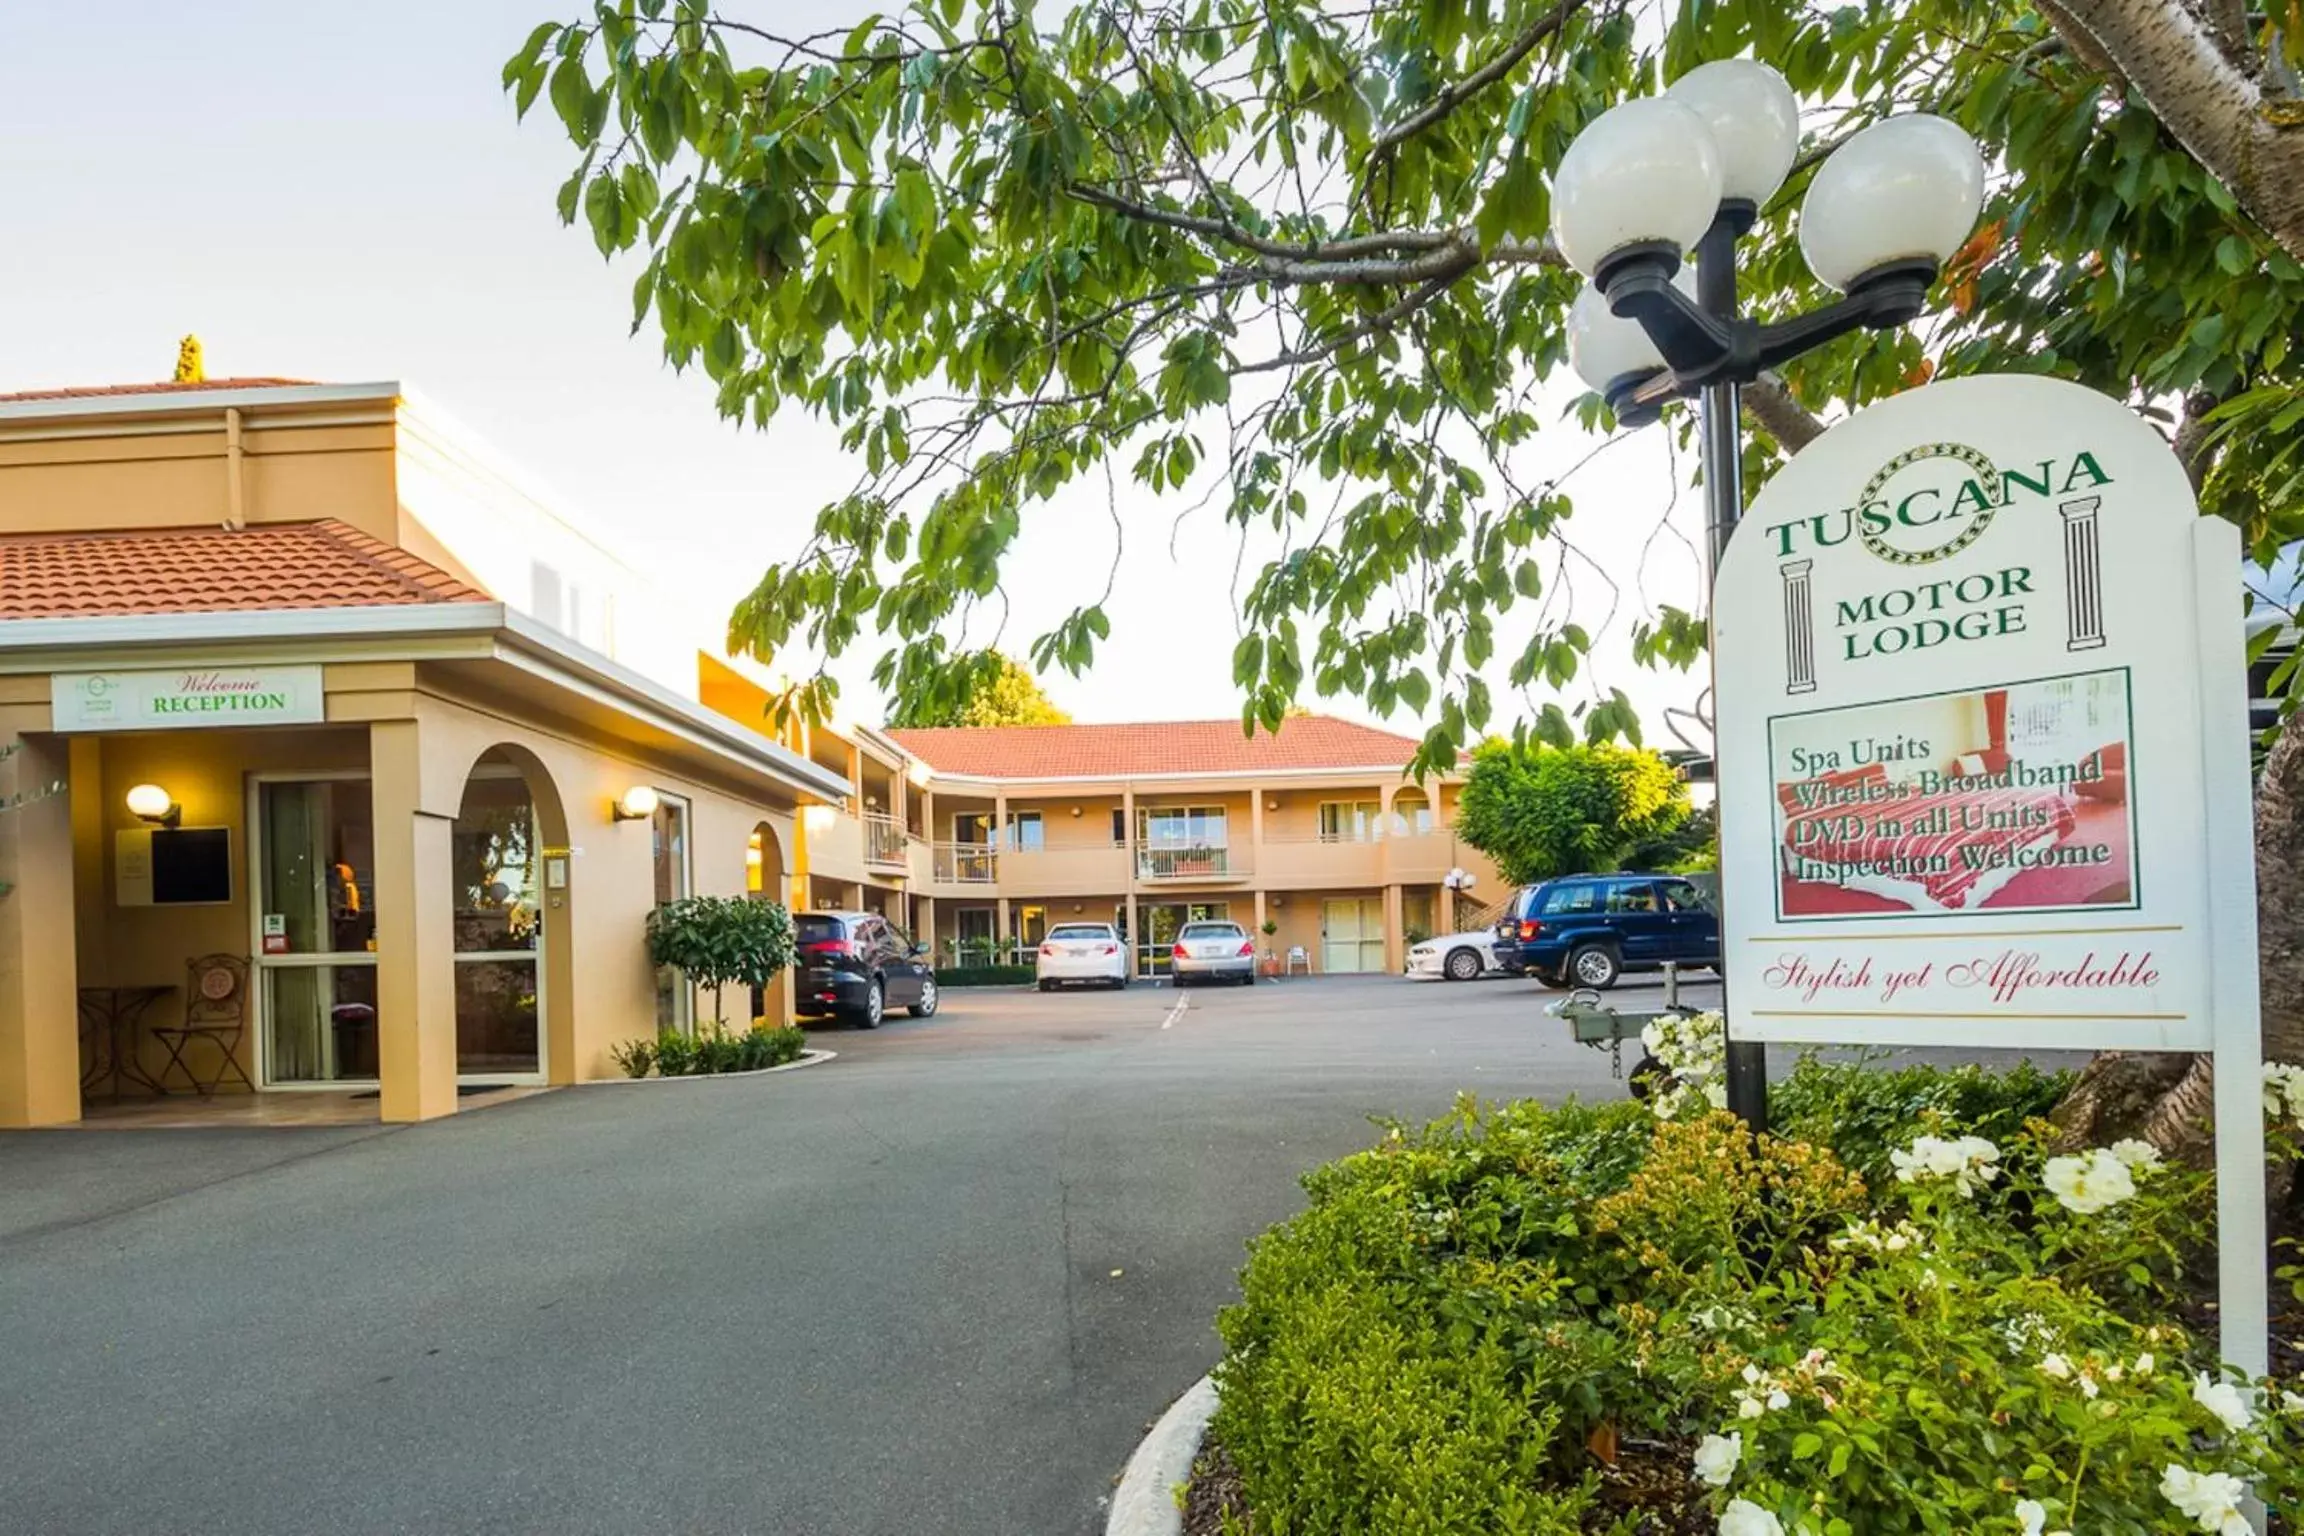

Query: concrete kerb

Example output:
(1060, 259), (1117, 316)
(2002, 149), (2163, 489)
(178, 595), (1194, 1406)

(586, 1048), (838, 1084)
(1105, 1374), (1218, 1536)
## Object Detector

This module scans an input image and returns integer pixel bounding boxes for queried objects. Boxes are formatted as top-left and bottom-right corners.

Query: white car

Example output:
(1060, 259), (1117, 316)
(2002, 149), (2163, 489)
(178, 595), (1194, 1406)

(1406, 930), (1506, 982)
(1036, 922), (1129, 990)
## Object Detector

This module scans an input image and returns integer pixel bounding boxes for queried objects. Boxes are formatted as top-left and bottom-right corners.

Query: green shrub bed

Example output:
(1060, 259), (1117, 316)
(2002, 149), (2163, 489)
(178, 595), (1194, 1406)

(1208, 1054), (2302, 1534)
(610, 1022), (807, 1077)
(934, 964), (1037, 987)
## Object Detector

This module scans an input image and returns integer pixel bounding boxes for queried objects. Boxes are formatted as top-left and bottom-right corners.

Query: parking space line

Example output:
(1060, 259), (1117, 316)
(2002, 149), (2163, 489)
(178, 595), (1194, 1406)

(1160, 992), (1189, 1030)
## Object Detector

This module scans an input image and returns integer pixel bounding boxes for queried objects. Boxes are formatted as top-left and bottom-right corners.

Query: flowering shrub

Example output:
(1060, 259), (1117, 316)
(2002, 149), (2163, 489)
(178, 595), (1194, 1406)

(1208, 1080), (2301, 1535)
(1641, 1008), (1727, 1118)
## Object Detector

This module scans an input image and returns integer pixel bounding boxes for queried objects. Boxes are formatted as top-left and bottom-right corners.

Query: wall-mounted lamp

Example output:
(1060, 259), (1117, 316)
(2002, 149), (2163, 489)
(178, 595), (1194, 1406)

(1071, 806), (1083, 818)
(801, 804), (839, 835)
(612, 784), (660, 823)
(745, 844), (764, 870)
(1266, 797), (1280, 811)
(1270, 896), (1284, 911)
(906, 760), (933, 789)
(1072, 902), (1084, 913)
(126, 782), (180, 828)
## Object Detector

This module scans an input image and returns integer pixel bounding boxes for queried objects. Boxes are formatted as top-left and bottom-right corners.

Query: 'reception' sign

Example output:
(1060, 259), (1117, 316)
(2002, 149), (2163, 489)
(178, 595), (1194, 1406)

(1715, 375), (2251, 1053)
(52, 666), (326, 732)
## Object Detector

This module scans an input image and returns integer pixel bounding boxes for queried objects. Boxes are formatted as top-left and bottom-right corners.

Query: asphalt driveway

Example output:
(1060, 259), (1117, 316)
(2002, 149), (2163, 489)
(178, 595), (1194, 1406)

(0, 972), (2068, 1535)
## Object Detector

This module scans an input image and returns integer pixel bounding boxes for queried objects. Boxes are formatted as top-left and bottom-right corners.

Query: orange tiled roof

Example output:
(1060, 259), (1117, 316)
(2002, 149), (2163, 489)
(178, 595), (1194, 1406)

(886, 716), (1430, 779)
(0, 377), (318, 404)
(0, 521), (489, 619)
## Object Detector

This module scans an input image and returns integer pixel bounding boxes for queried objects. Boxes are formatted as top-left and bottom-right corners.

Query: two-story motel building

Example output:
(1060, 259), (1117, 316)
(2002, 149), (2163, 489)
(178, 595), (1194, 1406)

(0, 376), (1495, 1131)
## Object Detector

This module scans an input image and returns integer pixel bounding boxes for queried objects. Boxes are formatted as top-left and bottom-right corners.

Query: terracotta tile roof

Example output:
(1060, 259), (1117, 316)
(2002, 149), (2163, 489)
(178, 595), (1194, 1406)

(0, 377), (316, 403)
(886, 716), (1431, 780)
(0, 521), (489, 618)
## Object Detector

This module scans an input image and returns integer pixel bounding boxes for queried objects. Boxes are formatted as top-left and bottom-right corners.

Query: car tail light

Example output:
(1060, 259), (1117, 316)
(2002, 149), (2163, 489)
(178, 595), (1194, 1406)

(1238, 940), (1256, 956)
(1098, 944), (1118, 955)
(805, 939), (855, 959)
(1517, 920), (1542, 939)
(1172, 941), (1188, 959)
(1040, 943), (1057, 957)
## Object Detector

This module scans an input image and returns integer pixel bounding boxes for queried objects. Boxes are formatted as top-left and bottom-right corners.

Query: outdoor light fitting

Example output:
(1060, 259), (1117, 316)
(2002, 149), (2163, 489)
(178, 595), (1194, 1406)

(613, 784), (660, 822)
(1555, 63), (1984, 427)
(125, 782), (180, 828)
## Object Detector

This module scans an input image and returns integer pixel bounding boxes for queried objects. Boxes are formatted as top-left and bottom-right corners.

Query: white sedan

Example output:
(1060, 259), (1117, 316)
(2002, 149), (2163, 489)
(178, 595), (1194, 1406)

(1406, 930), (1507, 982)
(1036, 922), (1130, 990)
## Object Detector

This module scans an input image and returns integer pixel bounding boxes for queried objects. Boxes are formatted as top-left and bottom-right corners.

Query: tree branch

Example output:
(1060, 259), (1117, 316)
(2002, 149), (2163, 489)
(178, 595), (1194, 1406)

(2047, 0), (2304, 262)
(1232, 274), (1461, 374)
(1743, 374), (1828, 453)
(1364, 0), (1589, 158)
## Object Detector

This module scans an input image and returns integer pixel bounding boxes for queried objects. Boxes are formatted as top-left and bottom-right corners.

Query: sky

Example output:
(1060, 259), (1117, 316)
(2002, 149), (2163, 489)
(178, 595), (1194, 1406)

(0, 0), (1713, 748)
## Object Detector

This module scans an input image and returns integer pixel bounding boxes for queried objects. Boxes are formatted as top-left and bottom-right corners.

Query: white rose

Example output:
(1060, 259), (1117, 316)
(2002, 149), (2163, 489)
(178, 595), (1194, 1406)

(2192, 1372), (2255, 1433)
(2108, 1137), (2163, 1170)
(2042, 1149), (2138, 1214)
(1691, 1431), (1741, 1488)
(1718, 1498), (1786, 1536)
(2161, 1464), (2251, 1533)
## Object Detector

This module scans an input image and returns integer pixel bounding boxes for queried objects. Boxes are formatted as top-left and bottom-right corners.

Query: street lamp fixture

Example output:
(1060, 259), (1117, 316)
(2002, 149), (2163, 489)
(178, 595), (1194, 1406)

(1558, 64), (1985, 425)
(1552, 63), (1984, 1130)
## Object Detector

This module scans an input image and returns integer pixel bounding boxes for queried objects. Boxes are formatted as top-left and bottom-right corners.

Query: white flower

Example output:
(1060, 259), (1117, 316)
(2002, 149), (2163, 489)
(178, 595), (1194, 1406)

(2108, 1137), (2163, 1170)
(1890, 1133), (2000, 1194)
(1704, 1079), (1729, 1109)
(2281, 1389), (2304, 1414)
(1736, 1394), (1766, 1420)
(2014, 1499), (2047, 1536)
(1718, 1498), (1786, 1536)
(2042, 1149), (2138, 1214)
(2038, 1352), (2073, 1380)
(2192, 1372), (2255, 1433)
(2160, 1464), (2252, 1533)
(1692, 1431), (1742, 1488)
(2135, 1352), (2156, 1377)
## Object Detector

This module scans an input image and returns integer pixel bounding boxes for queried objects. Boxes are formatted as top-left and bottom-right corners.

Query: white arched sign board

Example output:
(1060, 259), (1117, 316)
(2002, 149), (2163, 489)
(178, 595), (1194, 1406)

(1715, 373), (2265, 1385)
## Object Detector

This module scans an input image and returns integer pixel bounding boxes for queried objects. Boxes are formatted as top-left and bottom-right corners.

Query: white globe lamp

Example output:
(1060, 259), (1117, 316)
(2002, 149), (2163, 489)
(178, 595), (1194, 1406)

(1799, 114), (1986, 292)
(1666, 60), (1801, 212)
(1568, 265), (1700, 400)
(1549, 96), (1724, 280)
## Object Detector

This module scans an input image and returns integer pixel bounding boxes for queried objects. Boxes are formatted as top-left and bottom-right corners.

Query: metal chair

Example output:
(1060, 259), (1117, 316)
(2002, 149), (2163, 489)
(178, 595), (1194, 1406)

(1285, 945), (1312, 976)
(152, 954), (256, 1096)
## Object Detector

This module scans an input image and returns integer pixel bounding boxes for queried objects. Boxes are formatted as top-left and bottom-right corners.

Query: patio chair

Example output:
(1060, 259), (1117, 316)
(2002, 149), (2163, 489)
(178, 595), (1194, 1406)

(152, 954), (256, 1096)
(1285, 946), (1312, 976)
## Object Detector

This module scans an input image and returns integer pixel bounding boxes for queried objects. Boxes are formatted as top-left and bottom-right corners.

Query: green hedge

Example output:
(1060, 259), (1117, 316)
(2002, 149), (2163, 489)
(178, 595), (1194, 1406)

(1210, 1065), (2273, 1534)
(935, 964), (1036, 987)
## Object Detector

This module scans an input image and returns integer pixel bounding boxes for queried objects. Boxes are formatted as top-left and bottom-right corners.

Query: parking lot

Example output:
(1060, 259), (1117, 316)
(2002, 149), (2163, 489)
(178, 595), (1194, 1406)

(0, 970), (2067, 1536)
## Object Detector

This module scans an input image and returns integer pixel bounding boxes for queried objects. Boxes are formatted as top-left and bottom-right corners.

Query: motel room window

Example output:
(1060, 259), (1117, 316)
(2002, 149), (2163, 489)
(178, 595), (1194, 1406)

(1139, 806), (1227, 846)
(1110, 808), (1127, 846)
(1317, 801), (1381, 843)
(953, 811), (995, 846)
(1390, 793), (1436, 837)
(651, 792), (692, 1032)
(1007, 811), (1044, 852)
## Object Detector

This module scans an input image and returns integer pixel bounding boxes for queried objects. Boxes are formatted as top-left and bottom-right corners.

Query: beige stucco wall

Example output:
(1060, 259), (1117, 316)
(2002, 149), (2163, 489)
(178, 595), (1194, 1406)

(0, 420), (399, 539)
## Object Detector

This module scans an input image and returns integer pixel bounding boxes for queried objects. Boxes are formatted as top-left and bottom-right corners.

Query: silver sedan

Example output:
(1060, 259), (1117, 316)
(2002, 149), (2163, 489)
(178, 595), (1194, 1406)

(1170, 920), (1258, 986)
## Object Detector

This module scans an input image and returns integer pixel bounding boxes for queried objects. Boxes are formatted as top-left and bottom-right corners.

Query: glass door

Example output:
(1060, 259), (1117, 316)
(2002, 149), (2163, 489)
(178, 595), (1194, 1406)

(255, 778), (379, 1085)
(1321, 898), (1387, 973)
(452, 765), (543, 1080)
(1138, 901), (1230, 974)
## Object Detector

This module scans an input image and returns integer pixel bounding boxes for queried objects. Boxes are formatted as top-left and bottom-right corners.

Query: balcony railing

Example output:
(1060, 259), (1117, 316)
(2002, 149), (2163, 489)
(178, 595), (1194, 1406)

(863, 813), (909, 868)
(931, 842), (999, 884)
(1136, 845), (1240, 880)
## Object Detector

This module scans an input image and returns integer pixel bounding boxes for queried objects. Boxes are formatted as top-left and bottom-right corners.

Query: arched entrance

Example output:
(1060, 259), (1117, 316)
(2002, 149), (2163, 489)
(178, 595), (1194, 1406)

(450, 746), (572, 1083)
(747, 820), (792, 1027)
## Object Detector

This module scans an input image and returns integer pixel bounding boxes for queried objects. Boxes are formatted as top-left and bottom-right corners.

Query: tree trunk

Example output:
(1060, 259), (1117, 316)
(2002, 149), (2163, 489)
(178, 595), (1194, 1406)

(2047, 0), (2304, 265)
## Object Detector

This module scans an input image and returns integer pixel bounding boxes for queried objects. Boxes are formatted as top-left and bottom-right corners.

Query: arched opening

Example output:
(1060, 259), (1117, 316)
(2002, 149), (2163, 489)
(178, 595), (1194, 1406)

(450, 746), (572, 1084)
(1390, 789), (1435, 838)
(747, 820), (791, 1028)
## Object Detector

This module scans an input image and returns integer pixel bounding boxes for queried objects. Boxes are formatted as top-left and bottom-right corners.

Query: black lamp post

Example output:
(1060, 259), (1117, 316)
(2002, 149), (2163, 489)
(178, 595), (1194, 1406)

(1553, 66), (1987, 1129)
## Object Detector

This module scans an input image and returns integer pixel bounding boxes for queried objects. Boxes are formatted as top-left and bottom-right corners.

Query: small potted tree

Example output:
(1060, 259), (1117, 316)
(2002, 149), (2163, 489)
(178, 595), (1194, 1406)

(1259, 918), (1281, 977)
(645, 895), (798, 1033)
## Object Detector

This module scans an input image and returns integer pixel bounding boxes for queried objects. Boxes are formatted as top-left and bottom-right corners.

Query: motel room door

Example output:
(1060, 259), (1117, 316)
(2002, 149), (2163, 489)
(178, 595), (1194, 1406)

(1320, 898), (1387, 973)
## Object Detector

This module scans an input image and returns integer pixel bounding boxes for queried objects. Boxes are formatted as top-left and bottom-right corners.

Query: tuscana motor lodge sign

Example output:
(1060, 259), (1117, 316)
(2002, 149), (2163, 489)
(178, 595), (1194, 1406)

(1716, 374), (2250, 1052)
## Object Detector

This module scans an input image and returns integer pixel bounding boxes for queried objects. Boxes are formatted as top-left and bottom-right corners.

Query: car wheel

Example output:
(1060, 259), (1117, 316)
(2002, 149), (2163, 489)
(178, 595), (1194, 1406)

(1112, 975), (1128, 989)
(908, 978), (939, 1018)
(1568, 944), (1621, 990)
(1443, 947), (1483, 982)
(1243, 970), (1257, 986)
(858, 978), (885, 1028)
(1037, 979), (1053, 993)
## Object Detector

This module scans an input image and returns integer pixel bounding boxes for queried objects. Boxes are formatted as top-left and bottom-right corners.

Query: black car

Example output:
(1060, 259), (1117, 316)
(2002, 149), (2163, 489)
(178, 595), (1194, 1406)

(1492, 874), (1719, 990)
(794, 911), (938, 1027)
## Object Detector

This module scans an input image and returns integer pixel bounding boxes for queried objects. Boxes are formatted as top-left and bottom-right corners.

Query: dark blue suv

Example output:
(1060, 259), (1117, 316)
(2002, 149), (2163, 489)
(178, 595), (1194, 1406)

(1493, 874), (1719, 990)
